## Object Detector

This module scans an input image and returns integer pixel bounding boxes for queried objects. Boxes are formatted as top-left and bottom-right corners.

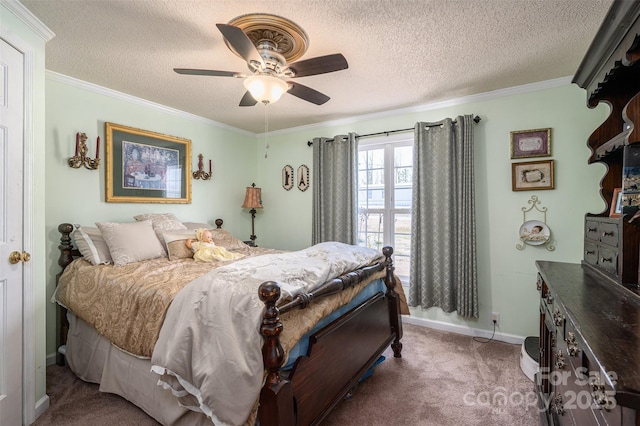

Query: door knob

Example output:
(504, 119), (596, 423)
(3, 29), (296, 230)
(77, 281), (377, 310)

(9, 251), (31, 264)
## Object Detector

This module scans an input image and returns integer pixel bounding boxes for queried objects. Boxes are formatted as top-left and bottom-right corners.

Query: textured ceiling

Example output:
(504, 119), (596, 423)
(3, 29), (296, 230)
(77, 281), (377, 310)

(21, 0), (614, 134)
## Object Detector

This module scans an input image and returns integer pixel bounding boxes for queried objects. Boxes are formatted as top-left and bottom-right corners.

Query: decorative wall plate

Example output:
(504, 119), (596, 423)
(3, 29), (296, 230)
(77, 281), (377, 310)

(282, 165), (294, 190)
(297, 164), (309, 191)
(519, 220), (550, 246)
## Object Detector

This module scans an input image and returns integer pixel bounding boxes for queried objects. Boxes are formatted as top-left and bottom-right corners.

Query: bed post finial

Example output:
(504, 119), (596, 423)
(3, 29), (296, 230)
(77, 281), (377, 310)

(58, 223), (75, 269)
(215, 218), (223, 229)
(258, 281), (294, 425)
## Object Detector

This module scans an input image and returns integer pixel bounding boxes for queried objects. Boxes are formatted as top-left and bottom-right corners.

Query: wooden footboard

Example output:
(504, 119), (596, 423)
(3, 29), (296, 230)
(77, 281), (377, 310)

(258, 246), (403, 426)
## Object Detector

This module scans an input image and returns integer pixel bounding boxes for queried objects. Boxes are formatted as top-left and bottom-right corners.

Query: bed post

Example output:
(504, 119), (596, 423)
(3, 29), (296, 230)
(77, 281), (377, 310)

(258, 281), (294, 426)
(382, 246), (403, 358)
(56, 223), (75, 365)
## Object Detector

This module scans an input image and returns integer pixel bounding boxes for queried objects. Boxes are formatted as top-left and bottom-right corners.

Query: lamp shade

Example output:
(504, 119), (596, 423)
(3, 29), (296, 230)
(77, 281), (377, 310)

(242, 185), (263, 209)
(243, 75), (289, 104)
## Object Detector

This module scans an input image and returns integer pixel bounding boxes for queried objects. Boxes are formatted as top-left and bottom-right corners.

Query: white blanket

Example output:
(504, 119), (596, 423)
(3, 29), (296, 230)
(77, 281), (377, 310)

(150, 242), (382, 426)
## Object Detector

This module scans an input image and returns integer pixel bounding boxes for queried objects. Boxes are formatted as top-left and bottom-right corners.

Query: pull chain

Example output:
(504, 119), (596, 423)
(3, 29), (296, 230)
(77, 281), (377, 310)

(264, 102), (270, 159)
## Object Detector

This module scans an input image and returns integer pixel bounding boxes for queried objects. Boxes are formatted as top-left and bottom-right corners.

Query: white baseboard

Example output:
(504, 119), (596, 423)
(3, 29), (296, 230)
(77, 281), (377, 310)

(34, 394), (50, 420)
(46, 352), (58, 366)
(401, 315), (526, 345)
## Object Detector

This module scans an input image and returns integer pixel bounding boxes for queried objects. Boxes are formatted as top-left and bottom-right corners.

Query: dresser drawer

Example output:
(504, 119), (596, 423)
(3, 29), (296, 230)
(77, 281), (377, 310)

(585, 220), (600, 241)
(584, 241), (598, 266)
(598, 246), (618, 275)
(599, 222), (619, 247)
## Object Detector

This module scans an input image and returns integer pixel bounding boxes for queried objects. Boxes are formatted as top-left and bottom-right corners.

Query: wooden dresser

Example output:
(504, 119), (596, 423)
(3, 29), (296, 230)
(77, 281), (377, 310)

(536, 262), (640, 426)
(536, 2), (640, 425)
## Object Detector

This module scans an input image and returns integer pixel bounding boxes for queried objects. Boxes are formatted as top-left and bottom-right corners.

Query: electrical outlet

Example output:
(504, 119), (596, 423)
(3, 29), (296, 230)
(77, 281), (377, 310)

(491, 312), (500, 327)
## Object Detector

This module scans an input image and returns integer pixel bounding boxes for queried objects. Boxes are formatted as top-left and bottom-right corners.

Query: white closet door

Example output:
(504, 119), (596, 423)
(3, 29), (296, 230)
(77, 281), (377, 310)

(0, 37), (25, 426)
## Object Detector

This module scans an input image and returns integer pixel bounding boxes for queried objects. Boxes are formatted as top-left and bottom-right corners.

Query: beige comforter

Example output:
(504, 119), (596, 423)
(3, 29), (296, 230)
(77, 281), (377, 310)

(54, 246), (281, 357)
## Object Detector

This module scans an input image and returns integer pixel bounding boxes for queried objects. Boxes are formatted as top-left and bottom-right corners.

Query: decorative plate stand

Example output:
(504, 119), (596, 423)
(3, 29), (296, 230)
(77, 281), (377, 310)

(516, 195), (555, 251)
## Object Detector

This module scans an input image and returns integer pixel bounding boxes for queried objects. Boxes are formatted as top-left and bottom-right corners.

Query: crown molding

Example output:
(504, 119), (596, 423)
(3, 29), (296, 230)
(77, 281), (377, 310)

(263, 76), (574, 137)
(45, 70), (255, 137)
(1, 0), (54, 41)
(45, 69), (573, 139)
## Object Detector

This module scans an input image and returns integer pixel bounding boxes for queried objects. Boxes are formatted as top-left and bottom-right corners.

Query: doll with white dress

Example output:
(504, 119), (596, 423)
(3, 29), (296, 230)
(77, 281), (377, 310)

(186, 228), (245, 262)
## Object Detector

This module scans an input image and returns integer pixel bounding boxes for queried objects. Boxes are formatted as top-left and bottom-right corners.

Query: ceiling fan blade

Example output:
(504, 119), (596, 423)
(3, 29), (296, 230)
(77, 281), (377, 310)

(174, 68), (244, 78)
(216, 23), (265, 68)
(239, 91), (258, 107)
(288, 53), (348, 78)
(287, 82), (330, 105)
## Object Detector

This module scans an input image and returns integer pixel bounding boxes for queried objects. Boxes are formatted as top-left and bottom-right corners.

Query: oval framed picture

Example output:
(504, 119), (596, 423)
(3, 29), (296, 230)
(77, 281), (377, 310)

(297, 164), (309, 191)
(282, 165), (294, 191)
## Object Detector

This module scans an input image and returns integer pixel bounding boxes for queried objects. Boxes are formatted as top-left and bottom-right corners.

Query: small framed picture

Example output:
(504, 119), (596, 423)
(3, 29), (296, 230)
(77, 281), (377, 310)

(610, 188), (623, 217)
(297, 164), (309, 191)
(282, 165), (294, 191)
(512, 159), (555, 191)
(510, 128), (551, 159)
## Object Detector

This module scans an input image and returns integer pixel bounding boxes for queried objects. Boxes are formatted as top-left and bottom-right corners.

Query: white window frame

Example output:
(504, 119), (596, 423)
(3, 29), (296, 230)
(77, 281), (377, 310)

(357, 133), (413, 282)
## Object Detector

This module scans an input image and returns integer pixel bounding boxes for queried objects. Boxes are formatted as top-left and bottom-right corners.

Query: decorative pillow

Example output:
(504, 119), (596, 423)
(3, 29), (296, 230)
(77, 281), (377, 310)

(133, 213), (187, 252)
(72, 225), (112, 265)
(182, 221), (212, 230)
(96, 221), (166, 266)
(210, 228), (249, 250)
(163, 230), (196, 261)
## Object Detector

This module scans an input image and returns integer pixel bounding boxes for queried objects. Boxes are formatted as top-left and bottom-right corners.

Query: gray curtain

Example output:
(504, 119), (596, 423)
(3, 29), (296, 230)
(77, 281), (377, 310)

(408, 115), (478, 318)
(311, 133), (358, 245)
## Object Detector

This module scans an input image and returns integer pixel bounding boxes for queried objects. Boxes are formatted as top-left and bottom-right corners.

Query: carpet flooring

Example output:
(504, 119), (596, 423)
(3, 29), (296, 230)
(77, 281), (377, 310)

(34, 323), (539, 425)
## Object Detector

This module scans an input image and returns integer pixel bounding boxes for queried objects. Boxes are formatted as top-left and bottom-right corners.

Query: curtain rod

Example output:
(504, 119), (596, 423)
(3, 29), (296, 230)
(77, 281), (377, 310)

(307, 115), (481, 146)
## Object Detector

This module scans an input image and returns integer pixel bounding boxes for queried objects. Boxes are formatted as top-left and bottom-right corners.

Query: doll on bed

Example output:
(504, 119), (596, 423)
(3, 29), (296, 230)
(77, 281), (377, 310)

(186, 228), (245, 262)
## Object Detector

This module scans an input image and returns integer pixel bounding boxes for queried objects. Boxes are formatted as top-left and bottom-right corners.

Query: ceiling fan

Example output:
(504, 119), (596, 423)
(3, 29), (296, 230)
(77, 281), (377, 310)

(174, 13), (348, 106)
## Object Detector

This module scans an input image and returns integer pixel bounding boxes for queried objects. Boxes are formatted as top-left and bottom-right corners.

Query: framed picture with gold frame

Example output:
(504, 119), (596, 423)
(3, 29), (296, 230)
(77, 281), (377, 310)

(105, 122), (192, 203)
(510, 128), (551, 159)
(511, 159), (555, 191)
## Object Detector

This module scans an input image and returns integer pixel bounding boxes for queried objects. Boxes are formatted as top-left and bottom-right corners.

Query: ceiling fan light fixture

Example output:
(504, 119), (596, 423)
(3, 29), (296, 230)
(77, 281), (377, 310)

(244, 75), (288, 104)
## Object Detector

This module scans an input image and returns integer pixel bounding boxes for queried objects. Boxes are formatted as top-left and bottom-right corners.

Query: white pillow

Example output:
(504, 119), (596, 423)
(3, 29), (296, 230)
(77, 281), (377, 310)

(72, 225), (112, 265)
(96, 221), (166, 266)
(133, 213), (187, 252)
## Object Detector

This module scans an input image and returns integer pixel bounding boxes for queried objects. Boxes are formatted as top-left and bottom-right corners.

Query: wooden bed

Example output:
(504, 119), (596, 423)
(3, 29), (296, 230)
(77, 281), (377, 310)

(55, 220), (404, 426)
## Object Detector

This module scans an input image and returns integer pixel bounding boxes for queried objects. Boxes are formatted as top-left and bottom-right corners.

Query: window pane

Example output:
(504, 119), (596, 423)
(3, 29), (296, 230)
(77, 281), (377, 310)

(357, 212), (385, 250)
(394, 186), (411, 208)
(394, 146), (412, 167)
(394, 213), (411, 278)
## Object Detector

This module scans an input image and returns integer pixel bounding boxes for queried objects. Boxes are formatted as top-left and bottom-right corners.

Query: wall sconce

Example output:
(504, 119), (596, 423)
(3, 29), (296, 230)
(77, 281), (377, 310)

(68, 132), (100, 170)
(241, 183), (263, 245)
(192, 153), (212, 180)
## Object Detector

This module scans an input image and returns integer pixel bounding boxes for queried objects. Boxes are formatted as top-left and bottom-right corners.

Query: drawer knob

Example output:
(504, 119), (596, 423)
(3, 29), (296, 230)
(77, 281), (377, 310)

(585, 250), (595, 255)
(600, 257), (613, 263)
(602, 231), (614, 237)
(555, 350), (566, 369)
(552, 393), (564, 415)
(553, 308), (563, 326)
(565, 332), (579, 357)
(587, 227), (597, 233)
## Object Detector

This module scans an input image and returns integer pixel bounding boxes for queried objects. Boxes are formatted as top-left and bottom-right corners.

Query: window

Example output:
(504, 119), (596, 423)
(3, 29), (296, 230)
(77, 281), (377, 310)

(357, 135), (412, 282)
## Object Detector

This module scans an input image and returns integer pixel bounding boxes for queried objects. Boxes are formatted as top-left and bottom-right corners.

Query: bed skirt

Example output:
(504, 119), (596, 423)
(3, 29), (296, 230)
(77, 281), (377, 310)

(65, 313), (209, 425)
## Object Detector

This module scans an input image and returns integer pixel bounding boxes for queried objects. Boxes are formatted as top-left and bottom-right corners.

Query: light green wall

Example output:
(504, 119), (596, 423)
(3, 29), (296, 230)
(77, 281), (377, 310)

(44, 76), (257, 355)
(255, 83), (609, 339)
(43, 75), (609, 356)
